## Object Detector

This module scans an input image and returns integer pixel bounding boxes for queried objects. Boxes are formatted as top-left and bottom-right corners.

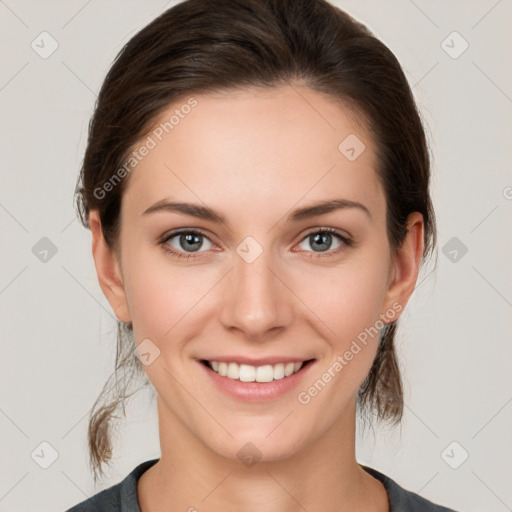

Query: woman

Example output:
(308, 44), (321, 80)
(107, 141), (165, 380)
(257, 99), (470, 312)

(67, 0), (459, 510)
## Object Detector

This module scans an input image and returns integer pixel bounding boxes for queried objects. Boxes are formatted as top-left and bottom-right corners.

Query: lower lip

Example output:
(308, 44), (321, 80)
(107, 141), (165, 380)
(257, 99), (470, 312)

(197, 359), (316, 402)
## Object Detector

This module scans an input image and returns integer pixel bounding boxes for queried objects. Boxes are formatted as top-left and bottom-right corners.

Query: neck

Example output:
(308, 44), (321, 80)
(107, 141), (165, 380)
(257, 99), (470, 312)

(137, 395), (388, 512)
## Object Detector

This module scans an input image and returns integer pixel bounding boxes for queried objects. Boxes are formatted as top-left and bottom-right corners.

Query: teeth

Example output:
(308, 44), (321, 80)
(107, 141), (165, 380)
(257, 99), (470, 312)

(207, 360), (305, 382)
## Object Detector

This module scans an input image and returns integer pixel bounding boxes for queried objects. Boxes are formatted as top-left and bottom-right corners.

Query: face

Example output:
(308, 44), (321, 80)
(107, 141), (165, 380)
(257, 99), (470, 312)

(91, 84), (420, 464)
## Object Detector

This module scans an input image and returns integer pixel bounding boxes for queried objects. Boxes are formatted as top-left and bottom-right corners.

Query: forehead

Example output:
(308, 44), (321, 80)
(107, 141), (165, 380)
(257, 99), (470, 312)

(121, 84), (384, 219)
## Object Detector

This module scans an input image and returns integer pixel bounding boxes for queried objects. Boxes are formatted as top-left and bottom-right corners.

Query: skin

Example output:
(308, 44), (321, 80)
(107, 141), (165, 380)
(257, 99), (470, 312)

(89, 83), (424, 512)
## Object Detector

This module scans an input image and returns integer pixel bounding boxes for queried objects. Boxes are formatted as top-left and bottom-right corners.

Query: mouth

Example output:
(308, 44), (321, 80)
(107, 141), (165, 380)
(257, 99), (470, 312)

(200, 358), (315, 383)
(198, 357), (316, 402)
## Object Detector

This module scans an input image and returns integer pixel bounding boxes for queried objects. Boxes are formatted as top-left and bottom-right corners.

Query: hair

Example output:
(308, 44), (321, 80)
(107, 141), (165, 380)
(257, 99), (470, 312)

(74, 0), (437, 482)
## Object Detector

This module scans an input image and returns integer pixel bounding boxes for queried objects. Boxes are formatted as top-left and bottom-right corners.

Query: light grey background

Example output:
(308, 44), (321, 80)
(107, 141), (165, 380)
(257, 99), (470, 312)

(1, 1), (511, 511)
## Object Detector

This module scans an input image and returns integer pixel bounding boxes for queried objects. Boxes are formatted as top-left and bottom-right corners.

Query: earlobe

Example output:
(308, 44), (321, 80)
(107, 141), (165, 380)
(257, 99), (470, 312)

(382, 212), (424, 321)
(89, 210), (132, 323)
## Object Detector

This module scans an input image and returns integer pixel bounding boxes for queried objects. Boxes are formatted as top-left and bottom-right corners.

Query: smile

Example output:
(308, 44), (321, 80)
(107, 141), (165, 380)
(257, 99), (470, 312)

(204, 360), (305, 382)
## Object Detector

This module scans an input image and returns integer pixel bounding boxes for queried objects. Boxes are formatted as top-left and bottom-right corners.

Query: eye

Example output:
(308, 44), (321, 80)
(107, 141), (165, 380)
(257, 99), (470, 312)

(160, 230), (214, 259)
(296, 228), (352, 256)
(159, 227), (353, 260)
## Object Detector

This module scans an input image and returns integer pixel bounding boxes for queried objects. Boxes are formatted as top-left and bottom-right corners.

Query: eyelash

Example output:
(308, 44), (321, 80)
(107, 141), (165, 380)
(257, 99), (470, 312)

(159, 227), (353, 260)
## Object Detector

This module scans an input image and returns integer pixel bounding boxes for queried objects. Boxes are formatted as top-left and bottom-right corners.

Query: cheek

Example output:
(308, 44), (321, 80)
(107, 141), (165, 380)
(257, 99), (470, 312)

(306, 255), (391, 344)
(122, 225), (392, 342)
(121, 239), (224, 350)
(297, 245), (392, 400)
(294, 264), (391, 424)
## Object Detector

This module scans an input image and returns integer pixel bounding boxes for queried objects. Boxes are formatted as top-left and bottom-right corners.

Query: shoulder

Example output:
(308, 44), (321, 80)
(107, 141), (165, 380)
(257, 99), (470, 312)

(361, 465), (460, 512)
(64, 459), (159, 512)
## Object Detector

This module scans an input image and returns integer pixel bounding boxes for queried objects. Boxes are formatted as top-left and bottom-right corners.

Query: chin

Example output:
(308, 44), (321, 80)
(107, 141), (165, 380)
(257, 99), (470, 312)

(203, 426), (310, 466)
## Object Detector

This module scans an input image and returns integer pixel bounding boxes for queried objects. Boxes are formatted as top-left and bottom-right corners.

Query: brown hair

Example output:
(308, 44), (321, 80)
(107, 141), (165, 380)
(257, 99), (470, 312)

(74, 0), (437, 482)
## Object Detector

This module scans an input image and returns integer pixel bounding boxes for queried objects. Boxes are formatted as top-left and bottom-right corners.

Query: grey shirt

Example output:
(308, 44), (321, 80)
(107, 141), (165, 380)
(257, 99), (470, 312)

(65, 458), (459, 511)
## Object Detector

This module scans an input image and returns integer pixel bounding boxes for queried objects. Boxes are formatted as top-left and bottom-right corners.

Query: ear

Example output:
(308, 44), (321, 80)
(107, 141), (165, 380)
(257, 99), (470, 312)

(89, 210), (131, 323)
(381, 212), (424, 321)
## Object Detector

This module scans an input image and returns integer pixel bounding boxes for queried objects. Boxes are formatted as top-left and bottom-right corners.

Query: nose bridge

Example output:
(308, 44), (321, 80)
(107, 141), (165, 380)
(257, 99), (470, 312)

(219, 238), (293, 339)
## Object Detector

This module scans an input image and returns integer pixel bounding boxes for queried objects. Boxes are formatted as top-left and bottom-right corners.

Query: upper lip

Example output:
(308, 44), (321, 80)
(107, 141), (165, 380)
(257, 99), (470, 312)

(199, 356), (314, 366)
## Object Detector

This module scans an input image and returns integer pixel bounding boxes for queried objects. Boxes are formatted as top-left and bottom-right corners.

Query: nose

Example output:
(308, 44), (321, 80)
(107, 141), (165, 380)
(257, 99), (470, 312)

(218, 245), (294, 342)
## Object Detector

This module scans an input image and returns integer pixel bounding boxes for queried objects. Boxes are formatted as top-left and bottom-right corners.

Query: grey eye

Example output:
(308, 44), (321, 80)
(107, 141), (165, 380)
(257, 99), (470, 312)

(298, 232), (343, 253)
(168, 232), (213, 253)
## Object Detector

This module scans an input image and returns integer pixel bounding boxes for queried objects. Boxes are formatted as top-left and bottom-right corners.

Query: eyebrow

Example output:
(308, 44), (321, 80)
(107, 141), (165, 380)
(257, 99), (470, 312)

(142, 198), (372, 224)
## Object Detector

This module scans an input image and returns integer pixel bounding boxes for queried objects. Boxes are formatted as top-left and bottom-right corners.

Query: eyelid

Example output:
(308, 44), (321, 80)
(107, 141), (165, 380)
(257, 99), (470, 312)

(300, 226), (352, 241)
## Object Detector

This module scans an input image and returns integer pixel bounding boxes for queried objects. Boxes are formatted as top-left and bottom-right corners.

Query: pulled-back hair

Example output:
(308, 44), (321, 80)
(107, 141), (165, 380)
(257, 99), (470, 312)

(74, 0), (437, 482)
